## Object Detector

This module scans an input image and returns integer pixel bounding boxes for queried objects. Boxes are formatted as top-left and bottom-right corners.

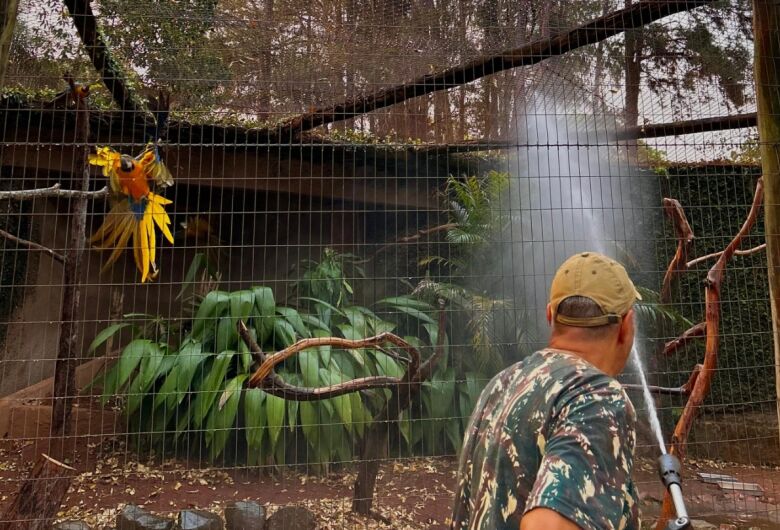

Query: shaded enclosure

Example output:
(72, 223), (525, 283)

(0, 0), (778, 528)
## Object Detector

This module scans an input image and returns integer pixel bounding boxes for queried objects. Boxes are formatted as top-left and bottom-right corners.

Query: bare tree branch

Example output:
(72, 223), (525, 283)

(0, 228), (65, 264)
(657, 179), (764, 528)
(0, 184), (108, 201)
(249, 333), (421, 387)
(687, 243), (766, 268)
(619, 112), (757, 140)
(663, 322), (707, 356)
(661, 198), (694, 303)
(237, 321), (413, 401)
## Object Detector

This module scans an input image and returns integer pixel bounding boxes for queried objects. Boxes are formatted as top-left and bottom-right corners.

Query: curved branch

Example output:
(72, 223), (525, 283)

(687, 243), (766, 268)
(237, 321), (417, 401)
(0, 228), (65, 263)
(62, 0), (145, 114)
(657, 179), (764, 529)
(661, 198), (694, 303)
(248, 333), (421, 387)
(0, 184), (108, 201)
(663, 322), (706, 356)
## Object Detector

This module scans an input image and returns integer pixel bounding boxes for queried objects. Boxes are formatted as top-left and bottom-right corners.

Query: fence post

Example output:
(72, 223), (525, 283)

(753, 0), (780, 444)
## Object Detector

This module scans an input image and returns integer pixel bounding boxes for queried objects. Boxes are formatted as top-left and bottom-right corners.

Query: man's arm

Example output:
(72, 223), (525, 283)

(521, 507), (581, 530)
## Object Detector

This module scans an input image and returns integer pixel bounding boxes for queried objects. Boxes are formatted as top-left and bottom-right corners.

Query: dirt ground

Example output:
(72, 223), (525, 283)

(1, 436), (780, 529)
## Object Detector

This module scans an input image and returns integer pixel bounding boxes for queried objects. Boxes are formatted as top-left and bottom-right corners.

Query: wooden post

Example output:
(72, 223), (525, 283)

(0, 454), (76, 530)
(753, 0), (780, 444)
(0, 0), (19, 87)
(50, 88), (91, 438)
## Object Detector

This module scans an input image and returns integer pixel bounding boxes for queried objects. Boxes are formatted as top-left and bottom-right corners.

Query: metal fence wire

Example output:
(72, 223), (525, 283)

(0, 0), (777, 528)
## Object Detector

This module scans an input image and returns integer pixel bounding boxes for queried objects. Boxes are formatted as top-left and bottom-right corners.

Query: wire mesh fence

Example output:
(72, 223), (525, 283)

(0, 0), (775, 528)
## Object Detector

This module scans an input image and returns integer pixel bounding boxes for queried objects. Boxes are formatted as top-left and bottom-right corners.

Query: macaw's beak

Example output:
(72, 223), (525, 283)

(120, 155), (135, 172)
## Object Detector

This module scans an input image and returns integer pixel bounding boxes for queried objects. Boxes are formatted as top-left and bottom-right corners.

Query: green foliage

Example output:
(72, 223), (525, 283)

(94, 251), (482, 466)
(415, 170), (520, 373)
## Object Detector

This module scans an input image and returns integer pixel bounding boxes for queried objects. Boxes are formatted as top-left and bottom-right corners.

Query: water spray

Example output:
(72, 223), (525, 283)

(631, 346), (691, 529)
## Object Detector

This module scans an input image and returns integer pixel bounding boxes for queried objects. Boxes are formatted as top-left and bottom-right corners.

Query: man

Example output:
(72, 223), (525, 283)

(451, 251), (641, 530)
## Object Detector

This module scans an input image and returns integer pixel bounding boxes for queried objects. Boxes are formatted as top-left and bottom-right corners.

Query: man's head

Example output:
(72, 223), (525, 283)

(545, 252), (641, 376)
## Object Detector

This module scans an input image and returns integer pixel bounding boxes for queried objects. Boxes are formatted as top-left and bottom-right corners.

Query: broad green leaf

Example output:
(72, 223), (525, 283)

(287, 399), (299, 432)
(320, 369), (352, 430)
(218, 373), (247, 410)
(192, 291), (230, 338)
(349, 392), (366, 437)
(229, 290), (256, 324)
(88, 323), (133, 354)
(252, 287), (276, 340)
(173, 342), (208, 403)
(115, 340), (152, 392)
(277, 307), (311, 339)
(299, 297), (345, 318)
(265, 394), (286, 448)
(215, 317), (238, 353)
(372, 352), (404, 378)
(138, 343), (165, 388)
(299, 314), (330, 332)
(300, 402), (319, 447)
(378, 296), (433, 311)
(192, 350), (234, 426)
(390, 305), (436, 324)
(244, 388), (266, 449)
(298, 350), (319, 387)
(206, 374), (246, 459)
(343, 307), (368, 336)
(313, 329), (332, 367)
(272, 319), (296, 348)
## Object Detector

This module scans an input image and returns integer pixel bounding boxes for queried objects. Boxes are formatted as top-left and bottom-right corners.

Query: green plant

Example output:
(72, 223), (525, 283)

(91, 252), (481, 467)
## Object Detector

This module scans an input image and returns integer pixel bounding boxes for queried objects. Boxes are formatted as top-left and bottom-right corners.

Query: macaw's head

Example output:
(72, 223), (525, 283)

(119, 155), (135, 173)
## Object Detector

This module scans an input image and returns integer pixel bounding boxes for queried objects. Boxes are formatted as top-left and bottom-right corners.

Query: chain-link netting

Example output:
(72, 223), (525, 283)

(0, 0), (775, 528)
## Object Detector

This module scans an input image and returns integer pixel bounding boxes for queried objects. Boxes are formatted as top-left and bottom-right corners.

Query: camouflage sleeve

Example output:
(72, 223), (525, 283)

(524, 380), (638, 530)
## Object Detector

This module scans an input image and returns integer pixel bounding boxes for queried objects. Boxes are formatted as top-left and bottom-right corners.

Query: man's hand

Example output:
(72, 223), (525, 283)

(520, 508), (581, 530)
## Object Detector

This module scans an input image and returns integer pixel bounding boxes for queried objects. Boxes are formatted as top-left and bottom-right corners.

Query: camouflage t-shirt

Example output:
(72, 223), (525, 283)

(451, 348), (640, 530)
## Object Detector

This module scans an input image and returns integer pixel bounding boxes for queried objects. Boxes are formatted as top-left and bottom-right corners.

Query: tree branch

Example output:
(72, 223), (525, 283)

(663, 322), (706, 356)
(62, 0), (146, 114)
(0, 228), (65, 264)
(624, 364), (701, 396)
(237, 321), (416, 401)
(686, 243), (766, 268)
(661, 198), (694, 303)
(657, 179), (764, 529)
(248, 333), (421, 387)
(0, 184), (108, 201)
(257, 0), (715, 141)
(620, 112), (757, 140)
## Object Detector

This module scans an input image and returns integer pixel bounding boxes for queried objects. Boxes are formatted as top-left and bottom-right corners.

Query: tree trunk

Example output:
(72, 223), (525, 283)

(752, 0), (780, 446)
(258, 0), (274, 117)
(50, 90), (91, 438)
(624, 0), (643, 128)
(0, 454), (76, 530)
(0, 0), (19, 88)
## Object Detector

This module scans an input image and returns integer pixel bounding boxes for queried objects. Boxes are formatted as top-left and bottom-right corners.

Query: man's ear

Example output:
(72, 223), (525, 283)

(546, 304), (553, 326)
(617, 308), (635, 344)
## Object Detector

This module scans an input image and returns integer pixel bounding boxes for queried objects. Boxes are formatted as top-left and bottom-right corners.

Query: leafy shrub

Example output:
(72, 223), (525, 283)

(91, 255), (485, 467)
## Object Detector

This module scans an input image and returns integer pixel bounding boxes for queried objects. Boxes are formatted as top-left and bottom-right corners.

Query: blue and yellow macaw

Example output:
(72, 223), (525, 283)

(89, 141), (174, 283)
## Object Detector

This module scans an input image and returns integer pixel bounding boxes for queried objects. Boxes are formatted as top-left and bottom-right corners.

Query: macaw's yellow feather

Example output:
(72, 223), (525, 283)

(89, 201), (130, 245)
(146, 213), (157, 269)
(101, 216), (134, 274)
(149, 200), (174, 244)
(138, 215), (150, 283)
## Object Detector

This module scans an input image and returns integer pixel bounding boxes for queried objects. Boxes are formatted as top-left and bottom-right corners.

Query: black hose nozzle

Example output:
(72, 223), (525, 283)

(658, 454), (682, 488)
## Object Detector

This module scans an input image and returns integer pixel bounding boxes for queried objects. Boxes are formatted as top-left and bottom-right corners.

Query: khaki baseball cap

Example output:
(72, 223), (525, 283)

(550, 251), (641, 327)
